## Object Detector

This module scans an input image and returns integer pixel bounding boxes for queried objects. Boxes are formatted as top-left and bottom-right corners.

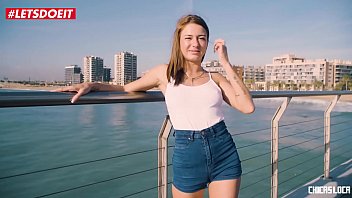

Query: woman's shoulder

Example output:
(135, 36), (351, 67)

(209, 72), (226, 83)
(148, 64), (168, 83)
(155, 64), (168, 71)
(149, 64), (167, 73)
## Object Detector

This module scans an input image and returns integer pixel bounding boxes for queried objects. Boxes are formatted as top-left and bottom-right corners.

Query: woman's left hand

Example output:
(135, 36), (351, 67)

(213, 39), (230, 65)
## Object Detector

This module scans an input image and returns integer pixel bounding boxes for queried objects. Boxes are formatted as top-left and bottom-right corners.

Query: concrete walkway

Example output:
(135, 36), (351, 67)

(283, 159), (351, 198)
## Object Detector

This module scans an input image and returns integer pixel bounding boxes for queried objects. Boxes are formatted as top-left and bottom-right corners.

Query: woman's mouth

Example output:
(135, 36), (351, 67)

(189, 50), (200, 54)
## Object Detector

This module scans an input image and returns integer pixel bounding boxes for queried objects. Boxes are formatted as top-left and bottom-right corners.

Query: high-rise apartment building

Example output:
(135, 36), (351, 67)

(103, 67), (111, 82)
(83, 56), (104, 82)
(265, 54), (329, 86)
(64, 65), (82, 85)
(115, 52), (137, 85)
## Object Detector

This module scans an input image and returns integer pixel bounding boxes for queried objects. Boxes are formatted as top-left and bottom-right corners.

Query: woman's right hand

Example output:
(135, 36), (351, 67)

(53, 82), (94, 103)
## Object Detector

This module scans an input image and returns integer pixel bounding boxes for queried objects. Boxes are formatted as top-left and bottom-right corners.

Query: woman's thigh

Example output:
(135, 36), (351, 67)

(172, 185), (205, 198)
(208, 178), (241, 198)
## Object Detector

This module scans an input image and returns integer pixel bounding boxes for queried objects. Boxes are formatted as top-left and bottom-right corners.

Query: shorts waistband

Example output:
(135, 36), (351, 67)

(174, 120), (226, 139)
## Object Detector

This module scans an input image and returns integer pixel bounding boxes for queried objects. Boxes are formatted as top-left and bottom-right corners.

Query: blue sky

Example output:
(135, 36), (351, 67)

(1, 0), (351, 81)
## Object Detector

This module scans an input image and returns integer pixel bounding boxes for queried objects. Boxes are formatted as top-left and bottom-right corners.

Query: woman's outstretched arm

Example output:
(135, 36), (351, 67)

(54, 64), (166, 103)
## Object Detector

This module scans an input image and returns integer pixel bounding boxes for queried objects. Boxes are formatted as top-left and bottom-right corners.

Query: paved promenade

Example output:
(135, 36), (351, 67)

(283, 159), (352, 198)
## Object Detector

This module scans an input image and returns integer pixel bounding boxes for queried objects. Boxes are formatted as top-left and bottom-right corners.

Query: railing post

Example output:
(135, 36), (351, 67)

(323, 95), (340, 179)
(271, 97), (291, 198)
(158, 115), (173, 198)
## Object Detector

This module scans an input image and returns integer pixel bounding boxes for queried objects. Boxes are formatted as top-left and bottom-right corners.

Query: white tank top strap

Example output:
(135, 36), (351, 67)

(208, 72), (212, 80)
(169, 77), (176, 85)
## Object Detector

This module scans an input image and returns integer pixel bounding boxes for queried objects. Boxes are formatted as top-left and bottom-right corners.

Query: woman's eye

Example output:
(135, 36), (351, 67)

(185, 37), (191, 40)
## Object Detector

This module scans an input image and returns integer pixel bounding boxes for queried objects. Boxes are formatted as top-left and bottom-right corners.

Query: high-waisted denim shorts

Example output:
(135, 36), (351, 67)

(172, 120), (242, 193)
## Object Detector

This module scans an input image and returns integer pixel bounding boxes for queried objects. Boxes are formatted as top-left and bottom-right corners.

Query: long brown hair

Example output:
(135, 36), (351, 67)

(167, 15), (209, 85)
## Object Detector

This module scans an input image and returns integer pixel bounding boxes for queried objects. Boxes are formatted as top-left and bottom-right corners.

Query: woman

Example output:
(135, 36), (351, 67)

(57, 15), (254, 198)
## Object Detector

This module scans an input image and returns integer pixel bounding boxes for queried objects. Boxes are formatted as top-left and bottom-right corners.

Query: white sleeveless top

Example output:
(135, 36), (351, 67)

(165, 73), (224, 130)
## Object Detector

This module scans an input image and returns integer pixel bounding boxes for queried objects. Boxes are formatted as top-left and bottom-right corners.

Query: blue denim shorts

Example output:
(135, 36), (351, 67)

(172, 120), (242, 193)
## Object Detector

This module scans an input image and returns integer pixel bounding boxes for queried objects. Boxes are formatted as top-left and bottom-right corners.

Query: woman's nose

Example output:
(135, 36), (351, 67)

(191, 38), (199, 47)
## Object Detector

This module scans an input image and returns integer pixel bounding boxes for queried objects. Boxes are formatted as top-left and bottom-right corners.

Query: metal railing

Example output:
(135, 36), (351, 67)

(0, 90), (351, 198)
(1, 90), (350, 108)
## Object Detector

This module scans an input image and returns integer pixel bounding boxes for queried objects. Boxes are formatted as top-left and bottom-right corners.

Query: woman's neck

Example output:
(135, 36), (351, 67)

(184, 61), (203, 75)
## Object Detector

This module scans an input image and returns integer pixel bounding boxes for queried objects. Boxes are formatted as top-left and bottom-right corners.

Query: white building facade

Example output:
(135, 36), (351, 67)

(83, 56), (104, 82)
(265, 54), (329, 88)
(115, 52), (137, 86)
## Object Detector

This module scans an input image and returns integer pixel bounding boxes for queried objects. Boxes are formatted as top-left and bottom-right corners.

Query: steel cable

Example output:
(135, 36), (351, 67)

(118, 181), (172, 198)
(279, 133), (351, 164)
(242, 164), (271, 176)
(330, 119), (352, 127)
(279, 126), (323, 139)
(279, 135), (323, 151)
(249, 187), (271, 198)
(279, 135), (350, 173)
(236, 139), (271, 150)
(241, 174), (271, 190)
(118, 186), (159, 198)
(279, 117), (323, 128)
(330, 127), (351, 136)
(241, 151), (271, 162)
(331, 113), (350, 118)
(231, 127), (271, 136)
(280, 173), (321, 197)
(34, 166), (163, 198)
(332, 141), (352, 152)
(279, 153), (324, 174)
(247, 144), (349, 198)
(279, 164), (339, 197)
(0, 147), (162, 180)
(279, 160), (323, 186)
(243, 127), (351, 175)
(330, 135), (352, 144)
(279, 144), (324, 163)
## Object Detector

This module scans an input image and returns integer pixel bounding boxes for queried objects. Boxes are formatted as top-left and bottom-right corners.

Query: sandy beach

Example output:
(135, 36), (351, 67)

(299, 95), (351, 102)
(0, 82), (63, 91)
(1, 82), (351, 102)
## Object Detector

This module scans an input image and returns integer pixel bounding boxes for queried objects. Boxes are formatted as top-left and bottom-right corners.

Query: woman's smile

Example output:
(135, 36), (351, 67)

(179, 23), (208, 63)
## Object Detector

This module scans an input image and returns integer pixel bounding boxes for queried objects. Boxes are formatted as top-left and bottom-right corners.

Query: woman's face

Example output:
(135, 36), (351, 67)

(179, 23), (208, 64)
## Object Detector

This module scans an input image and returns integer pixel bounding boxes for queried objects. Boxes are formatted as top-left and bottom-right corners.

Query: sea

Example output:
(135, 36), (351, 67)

(0, 89), (351, 198)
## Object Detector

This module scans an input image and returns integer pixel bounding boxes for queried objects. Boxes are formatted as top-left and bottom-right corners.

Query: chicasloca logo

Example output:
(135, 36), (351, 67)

(308, 185), (351, 195)
(5, 8), (76, 20)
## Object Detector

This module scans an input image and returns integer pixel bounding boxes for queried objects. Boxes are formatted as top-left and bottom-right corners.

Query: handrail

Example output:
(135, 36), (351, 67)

(0, 90), (351, 108)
